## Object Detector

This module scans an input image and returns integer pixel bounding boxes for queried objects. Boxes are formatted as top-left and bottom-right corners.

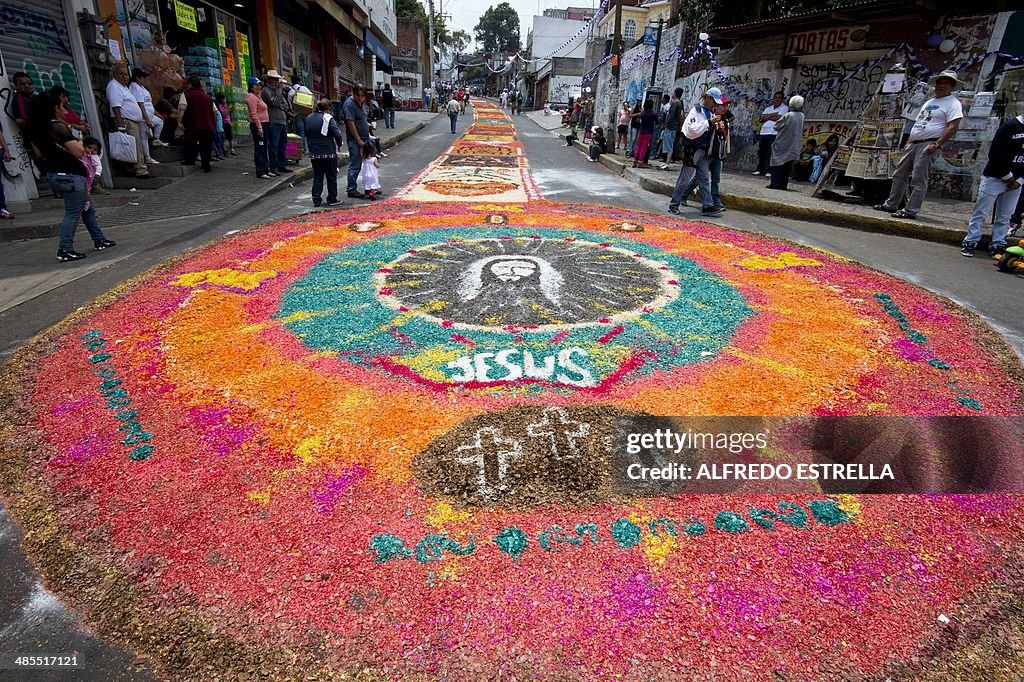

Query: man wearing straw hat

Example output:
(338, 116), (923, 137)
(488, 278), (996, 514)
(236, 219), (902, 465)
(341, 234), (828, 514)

(874, 69), (964, 219)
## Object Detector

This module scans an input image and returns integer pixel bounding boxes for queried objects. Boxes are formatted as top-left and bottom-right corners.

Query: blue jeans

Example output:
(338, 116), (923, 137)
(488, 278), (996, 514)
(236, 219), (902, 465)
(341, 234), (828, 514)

(293, 114), (307, 154)
(964, 175), (1023, 249)
(266, 122), (287, 171)
(47, 173), (107, 251)
(347, 137), (362, 193)
(449, 112), (458, 133)
(669, 148), (712, 210)
(250, 122), (269, 175)
(686, 156), (722, 208)
(660, 129), (676, 160)
(809, 155), (826, 183)
(384, 107), (395, 128)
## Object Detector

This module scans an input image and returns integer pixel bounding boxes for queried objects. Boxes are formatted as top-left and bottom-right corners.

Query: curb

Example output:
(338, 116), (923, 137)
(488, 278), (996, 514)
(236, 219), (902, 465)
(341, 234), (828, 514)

(570, 139), (968, 246)
(1, 119), (434, 243)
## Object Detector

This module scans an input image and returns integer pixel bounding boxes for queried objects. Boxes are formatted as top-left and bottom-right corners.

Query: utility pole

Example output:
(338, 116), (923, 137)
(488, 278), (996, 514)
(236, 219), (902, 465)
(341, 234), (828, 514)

(649, 16), (664, 86)
(427, 0), (437, 110)
(606, 0), (623, 153)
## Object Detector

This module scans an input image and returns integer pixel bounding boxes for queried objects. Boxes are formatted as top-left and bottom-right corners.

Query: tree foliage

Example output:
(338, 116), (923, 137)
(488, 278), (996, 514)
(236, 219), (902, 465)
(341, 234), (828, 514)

(474, 3), (521, 53)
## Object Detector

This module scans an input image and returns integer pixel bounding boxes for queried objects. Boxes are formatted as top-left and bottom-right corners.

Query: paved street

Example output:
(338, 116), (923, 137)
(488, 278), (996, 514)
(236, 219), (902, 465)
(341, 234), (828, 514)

(1, 101), (1023, 680)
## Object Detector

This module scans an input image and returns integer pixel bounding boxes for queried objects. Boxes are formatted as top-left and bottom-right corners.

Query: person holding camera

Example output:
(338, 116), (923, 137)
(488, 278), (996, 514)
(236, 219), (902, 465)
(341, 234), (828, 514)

(668, 87), (728, 217)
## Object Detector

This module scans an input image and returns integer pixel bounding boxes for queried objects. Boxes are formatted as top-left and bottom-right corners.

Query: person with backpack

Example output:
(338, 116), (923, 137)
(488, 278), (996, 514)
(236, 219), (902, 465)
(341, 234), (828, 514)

(288, 73), (313, 158)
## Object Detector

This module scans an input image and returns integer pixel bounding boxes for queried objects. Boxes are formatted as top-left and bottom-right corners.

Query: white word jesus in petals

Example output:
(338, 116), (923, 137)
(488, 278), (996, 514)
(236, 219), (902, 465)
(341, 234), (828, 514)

(446, 347), (595, 387)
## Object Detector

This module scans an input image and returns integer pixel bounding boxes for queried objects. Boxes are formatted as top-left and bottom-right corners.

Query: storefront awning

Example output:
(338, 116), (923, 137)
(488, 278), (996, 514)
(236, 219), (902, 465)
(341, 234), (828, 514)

(363, 27), (393, 74)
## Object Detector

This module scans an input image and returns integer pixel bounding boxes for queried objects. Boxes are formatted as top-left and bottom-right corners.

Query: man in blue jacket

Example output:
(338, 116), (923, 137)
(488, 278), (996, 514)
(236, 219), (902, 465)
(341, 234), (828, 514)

(304, 99), (345, 207)
(961, 113), (1024, 257)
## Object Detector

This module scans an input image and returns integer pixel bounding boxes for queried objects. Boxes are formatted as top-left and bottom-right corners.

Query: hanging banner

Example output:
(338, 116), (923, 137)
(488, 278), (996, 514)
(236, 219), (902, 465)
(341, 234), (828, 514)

(174, 0), (197, 32)
(217, 23), (226, 48)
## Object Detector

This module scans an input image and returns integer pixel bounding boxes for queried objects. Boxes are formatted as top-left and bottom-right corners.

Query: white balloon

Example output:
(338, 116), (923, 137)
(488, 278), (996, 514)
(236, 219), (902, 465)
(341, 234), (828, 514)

(939, 39), (955, 54)
(699, 32), (710, 41)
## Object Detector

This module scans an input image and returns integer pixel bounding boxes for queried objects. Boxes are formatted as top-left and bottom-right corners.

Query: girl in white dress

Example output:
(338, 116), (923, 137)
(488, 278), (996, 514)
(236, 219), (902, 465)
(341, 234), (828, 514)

(361, 141), (381, 200)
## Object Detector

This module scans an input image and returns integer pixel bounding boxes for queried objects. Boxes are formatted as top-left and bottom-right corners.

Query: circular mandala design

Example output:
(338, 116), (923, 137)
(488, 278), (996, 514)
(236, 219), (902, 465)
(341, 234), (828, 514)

(277, 226), (750, 392)
(376, 237), (677, 328)
(4, 201), (1024, 681)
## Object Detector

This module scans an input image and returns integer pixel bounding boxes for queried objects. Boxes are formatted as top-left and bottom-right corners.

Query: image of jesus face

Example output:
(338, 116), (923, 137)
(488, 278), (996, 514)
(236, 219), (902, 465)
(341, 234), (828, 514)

(489, 259), (538, 283)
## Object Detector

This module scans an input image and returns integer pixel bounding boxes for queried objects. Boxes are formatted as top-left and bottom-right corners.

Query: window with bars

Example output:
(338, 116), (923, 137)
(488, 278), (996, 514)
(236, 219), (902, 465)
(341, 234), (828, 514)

(624, 20), (636, 42)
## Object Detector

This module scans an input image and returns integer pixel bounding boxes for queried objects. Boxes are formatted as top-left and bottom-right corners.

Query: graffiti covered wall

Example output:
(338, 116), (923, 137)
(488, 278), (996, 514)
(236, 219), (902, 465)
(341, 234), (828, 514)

(594, 24), (683, 134)
(0, 0), (88, 203)
(675, 57), (783, 170)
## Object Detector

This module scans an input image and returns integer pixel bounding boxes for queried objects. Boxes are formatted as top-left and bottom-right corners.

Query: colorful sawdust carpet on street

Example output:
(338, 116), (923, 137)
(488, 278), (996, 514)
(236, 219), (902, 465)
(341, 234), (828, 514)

(2, 99), (1024, 680)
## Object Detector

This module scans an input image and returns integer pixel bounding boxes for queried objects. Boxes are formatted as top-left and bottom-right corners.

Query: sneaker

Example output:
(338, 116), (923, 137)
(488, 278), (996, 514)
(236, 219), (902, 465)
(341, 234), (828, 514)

(960, 244), (976, 258)
(702, 206), (725, 217)
(988, 242), (1007, 257)
(150, 140), (164, 147)
(0, 208), (14, 220)
(257, 174), (273, 179)
(145, 157), (160, 164)
(379, 152), (388, 157)
(277, 167), (293, 173)
(751, 170), (762, 176)
(872, 204), (894, 212)
(267, 172), (279, 177)
(658, 163), (670, 170)
(94, 239), (116, 251)
(347, 191), (365, 199)
(326, 199), (343, 207)
(667, 204), (681, 215)
(57, 249), (86, 262)
(368, 191), (377, 201)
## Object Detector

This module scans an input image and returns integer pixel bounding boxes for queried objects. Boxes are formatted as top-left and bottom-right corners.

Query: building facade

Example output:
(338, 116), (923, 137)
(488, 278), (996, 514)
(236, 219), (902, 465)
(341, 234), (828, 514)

(0, 0), (398, 210)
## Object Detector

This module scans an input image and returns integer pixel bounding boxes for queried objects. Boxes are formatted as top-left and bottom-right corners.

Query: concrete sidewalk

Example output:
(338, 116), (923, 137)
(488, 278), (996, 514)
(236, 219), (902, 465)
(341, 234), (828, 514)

(1, 112), (439, 242)
(522, 109), (976, 245)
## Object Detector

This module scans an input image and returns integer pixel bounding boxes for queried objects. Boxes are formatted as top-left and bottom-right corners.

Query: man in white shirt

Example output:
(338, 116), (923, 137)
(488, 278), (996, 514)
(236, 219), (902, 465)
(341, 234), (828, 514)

(754, 90), (787, 176)
(129, 67), (162, 165)
(106, 63), (151, 178)
(875, 70), (964, 219)
(447, 96), (462, 133)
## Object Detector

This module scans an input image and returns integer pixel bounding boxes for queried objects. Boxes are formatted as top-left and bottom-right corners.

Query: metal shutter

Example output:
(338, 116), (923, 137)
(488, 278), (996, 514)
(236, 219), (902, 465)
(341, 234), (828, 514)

(0, 0), (86, 117)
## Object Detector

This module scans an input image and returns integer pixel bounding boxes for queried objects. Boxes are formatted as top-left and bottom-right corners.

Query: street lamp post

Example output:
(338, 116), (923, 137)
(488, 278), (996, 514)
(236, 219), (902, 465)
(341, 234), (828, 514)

(650, 17), (664, 86)
(606, 0), (623, 154)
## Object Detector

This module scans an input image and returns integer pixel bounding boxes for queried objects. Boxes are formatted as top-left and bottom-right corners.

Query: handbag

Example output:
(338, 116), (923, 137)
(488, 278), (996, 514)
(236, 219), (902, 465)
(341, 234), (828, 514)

(107, 131), (137, 164)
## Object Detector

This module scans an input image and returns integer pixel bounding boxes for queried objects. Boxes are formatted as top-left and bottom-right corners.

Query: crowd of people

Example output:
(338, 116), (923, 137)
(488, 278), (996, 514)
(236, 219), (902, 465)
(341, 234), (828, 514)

(4, 58), (412, 262)
(9, 58), (1023, 266)
(576, 71), (1023, 257)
